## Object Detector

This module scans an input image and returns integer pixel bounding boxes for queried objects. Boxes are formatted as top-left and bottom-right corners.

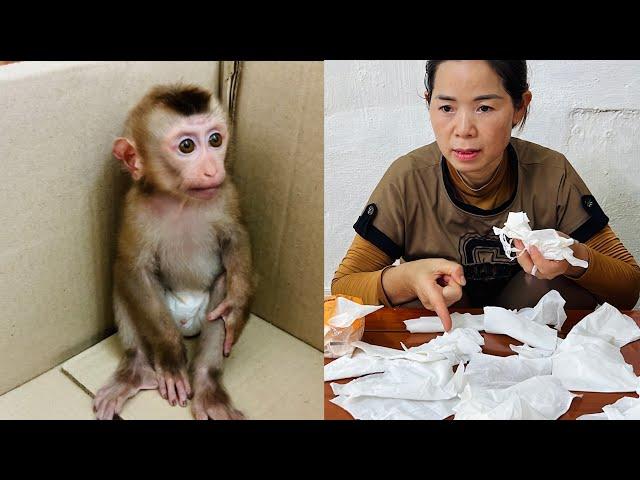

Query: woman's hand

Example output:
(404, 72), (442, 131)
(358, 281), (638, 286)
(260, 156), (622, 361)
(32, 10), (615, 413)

(382, 258), (466, 332)
(513, 234), (588, 280)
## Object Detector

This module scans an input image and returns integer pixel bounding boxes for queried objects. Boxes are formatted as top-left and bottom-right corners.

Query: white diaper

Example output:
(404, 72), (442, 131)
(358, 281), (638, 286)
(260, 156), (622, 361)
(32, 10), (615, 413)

(164, 289), (210, 337)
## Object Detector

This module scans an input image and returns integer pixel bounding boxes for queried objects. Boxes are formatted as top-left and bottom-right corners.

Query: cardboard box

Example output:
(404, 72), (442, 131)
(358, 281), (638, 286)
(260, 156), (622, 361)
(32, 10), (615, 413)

(232, 61), (324, 350)
(0, 61), (323, 419)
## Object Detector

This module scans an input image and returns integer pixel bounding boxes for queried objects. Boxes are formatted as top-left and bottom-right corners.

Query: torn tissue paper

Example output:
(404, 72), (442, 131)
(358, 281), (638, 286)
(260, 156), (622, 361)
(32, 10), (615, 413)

(568, 302), (640, 348)
(404, 312), (484, 333)
(453, 375), (576, 420)
(464, 353), (552, 390)
(517, 290), (567, 331)
(552, 334), (640, 392)
(324, 350), (388, 381)
(324, 351), (437, 382)
(405, 328), (485, 365)
(350, 341), (442, 362)
(484, 306), (558, 351)
(328, 297), (383, 328)
(492, 211), (588, 268)
(550, 303), (640, 393)
(509, 343), (557, 359)
(327, 290), (640, 420)
(577, 396), (640, 420)
(331, 394), (460, 420)
(331, 360), (466, 401)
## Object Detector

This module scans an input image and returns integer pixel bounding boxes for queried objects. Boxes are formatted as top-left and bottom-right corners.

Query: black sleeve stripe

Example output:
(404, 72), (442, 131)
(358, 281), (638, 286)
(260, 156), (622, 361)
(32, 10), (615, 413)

(570, 195), (609, 243)
(353, 203), (403, 260)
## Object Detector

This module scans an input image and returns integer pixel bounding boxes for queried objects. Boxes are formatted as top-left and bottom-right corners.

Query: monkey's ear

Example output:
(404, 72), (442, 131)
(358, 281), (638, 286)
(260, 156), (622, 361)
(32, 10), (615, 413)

(113, 137), (143, 181)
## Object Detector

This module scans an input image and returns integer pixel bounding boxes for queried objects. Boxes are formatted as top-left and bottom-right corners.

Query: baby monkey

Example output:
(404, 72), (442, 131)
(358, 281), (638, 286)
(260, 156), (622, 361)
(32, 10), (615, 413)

(93, 84), (253, 420)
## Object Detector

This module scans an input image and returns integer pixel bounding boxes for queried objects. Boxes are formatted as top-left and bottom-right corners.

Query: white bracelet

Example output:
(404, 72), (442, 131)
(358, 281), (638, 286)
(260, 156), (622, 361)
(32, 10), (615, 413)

(531, 265), (538, 277)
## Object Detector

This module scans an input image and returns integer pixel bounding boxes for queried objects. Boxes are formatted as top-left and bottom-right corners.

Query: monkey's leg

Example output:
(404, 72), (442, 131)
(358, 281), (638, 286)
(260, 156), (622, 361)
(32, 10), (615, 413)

(190, 319), (244, 420)
(93, 292), (161, 420)
(93, 348), (158, 420)
(110, 260), (192, 411)
(190, 274), (244, 420)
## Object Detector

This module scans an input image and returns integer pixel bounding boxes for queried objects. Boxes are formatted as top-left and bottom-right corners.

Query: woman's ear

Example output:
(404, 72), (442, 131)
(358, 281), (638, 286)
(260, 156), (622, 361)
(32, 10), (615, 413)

(513, 89), (533, 126)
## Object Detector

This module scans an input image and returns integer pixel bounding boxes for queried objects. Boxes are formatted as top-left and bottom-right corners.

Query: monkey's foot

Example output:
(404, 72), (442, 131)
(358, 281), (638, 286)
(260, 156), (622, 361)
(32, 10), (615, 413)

(191, 373), (244, 420)
(94, 371), (158, 420)
(156, 368), (192, 407)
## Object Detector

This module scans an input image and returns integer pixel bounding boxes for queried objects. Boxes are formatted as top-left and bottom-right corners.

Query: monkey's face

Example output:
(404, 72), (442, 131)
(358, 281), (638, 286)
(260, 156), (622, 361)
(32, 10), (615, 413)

(151, 112), (229, 201)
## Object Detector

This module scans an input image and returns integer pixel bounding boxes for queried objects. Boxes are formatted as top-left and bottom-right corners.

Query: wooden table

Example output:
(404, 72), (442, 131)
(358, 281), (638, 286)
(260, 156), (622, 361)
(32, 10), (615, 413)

(325, 308), (640, 420)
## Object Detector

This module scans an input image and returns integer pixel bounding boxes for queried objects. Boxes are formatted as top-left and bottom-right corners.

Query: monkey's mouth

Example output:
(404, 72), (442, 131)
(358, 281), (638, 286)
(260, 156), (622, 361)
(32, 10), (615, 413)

(186, 186), (219, 200)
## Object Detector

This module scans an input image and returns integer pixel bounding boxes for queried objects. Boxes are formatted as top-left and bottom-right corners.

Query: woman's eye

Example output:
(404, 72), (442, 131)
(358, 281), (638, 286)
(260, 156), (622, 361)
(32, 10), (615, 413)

(478, 105), (492, 113)
(179, 139), (195, 154)
(439, 105), (453, 113)
(209, 133), (222, 147)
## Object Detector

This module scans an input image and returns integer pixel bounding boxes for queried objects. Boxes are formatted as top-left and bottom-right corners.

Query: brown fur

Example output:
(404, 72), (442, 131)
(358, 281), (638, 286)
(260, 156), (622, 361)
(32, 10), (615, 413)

(93, 84), (253, 420)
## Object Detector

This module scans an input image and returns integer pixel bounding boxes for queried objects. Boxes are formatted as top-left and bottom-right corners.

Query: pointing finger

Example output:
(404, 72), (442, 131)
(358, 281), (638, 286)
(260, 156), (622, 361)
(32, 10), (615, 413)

(425, 281), (452, 332)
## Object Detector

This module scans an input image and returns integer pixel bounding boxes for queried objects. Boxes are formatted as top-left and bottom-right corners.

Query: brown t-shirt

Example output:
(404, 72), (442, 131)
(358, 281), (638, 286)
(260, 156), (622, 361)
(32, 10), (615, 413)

(353, 137), (609, 306)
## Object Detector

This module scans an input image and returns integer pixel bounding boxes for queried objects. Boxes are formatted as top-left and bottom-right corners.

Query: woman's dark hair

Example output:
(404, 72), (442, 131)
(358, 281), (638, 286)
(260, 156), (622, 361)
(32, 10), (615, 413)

(424, 60), (530, 131)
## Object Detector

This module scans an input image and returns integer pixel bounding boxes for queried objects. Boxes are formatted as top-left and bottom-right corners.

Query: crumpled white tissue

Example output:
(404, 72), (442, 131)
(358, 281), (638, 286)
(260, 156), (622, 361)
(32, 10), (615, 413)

(484, 291), (568, 350)
(569, 302), (640, 348)
(350, 341), (440, 362)
(331, 360), (466, 401)
(330, 394), (460, 420)
(324, 350), (388, 381)
(517, 290), (568, 331)
(577, 396), (640, 420)
(484, 306), (558, 351)
(492, 211), (588, 268)
(550, 304), (640, 393)
(164, 289), (210, 336)
(327, 297), (383, 328)
(552, 333), (640, 392)
(404, 312), (485, 333)
(404, 328), (485, 365)
(509, 343), (557, 359)
(324, 351), (435, 382)
(464, 353), (552, 390)
(453, 375), (576, 420)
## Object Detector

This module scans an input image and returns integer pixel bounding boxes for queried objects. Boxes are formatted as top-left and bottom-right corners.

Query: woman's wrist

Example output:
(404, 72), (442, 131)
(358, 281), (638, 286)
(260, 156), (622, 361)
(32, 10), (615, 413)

(381, 262), (415, 305)
(565, 241), (589, 278)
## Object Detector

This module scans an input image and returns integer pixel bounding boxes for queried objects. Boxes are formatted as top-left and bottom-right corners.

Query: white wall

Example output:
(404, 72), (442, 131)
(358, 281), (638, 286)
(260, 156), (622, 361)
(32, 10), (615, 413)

(324, 60), (640, 308)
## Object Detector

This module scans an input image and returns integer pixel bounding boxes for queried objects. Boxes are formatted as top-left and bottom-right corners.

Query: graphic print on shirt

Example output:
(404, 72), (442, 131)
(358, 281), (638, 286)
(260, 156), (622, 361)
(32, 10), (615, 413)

(458, 233), (520, 282)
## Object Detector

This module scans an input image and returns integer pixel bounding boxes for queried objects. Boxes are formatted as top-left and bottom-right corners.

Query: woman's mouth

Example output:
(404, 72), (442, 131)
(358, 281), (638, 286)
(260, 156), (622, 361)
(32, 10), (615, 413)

(453, 149), (480, 161)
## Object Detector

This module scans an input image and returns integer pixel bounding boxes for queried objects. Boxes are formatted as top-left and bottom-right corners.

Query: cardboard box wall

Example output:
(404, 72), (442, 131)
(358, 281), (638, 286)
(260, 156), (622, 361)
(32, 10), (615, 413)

(0, 61), (322, 397)
(231, 61), (323, 350)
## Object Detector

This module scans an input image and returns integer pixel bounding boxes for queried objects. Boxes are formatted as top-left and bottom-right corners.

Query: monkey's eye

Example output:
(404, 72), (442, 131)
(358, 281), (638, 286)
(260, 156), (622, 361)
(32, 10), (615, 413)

(209, 133), (222, 147)
(179, 139), (195, 154)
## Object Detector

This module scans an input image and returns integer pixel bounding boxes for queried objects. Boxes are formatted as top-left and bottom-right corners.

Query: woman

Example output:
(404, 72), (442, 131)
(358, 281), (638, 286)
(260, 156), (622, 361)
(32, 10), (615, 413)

(331, 60), (640, 330)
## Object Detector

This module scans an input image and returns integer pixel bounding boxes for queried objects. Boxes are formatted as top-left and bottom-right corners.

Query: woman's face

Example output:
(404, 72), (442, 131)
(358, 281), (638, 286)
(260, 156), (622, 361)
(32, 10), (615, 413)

(428, 61), (529, 180)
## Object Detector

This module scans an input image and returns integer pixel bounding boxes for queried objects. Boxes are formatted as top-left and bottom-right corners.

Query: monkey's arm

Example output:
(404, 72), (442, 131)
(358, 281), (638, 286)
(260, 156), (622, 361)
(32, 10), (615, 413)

(207, 221), (253, 356)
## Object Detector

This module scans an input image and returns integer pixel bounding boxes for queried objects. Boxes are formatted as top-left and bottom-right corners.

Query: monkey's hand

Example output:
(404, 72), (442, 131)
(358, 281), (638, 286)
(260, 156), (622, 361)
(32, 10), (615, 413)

(153, 347), (192, 407)
(206, 299), (248, 357)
